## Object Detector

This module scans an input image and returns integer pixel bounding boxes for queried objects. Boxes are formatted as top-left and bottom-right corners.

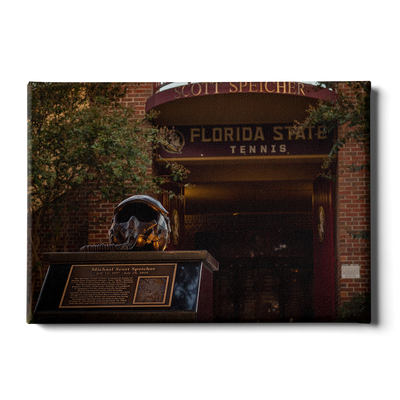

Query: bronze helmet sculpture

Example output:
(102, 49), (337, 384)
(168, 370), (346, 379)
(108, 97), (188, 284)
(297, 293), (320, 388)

(81, 195), (171, 252)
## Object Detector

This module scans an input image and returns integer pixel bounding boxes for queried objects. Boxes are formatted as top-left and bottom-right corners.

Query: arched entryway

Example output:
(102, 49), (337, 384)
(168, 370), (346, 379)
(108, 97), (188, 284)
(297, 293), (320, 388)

(147, 82), (337, 321)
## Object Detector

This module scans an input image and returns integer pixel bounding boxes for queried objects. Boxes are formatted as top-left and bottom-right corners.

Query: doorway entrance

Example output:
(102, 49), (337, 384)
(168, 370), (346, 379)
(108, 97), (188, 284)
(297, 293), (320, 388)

(214, 259), (314, 322)
(182, 157), (326, 322)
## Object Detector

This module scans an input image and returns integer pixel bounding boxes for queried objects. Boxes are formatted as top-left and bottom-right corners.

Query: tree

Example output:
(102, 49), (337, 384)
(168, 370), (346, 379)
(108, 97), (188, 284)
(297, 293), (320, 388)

(27, 82), (188, 321)
(295, 81), (371, 239)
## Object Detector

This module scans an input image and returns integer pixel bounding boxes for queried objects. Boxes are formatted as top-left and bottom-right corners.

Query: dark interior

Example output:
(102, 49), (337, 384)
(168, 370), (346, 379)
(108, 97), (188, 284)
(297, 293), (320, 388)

(117, 202), (159, 223)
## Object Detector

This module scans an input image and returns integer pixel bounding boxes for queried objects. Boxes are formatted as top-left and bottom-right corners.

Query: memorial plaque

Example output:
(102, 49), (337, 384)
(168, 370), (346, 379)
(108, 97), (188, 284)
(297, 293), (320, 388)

(341, 264), (360, 279)
(59, 263), (177, 308)
(33, 251), (218, 323)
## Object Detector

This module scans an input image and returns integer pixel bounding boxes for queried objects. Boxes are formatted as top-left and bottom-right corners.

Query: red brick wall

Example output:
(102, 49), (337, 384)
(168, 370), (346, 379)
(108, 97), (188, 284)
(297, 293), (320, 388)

(335, 84), (371, 307)
(87, 200), (115, 245)
(120, 83), (153, 116)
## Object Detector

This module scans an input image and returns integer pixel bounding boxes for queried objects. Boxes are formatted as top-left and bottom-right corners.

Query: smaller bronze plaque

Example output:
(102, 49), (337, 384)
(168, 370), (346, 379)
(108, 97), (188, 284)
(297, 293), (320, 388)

(134, 277), (168, 304)
(59, 264), (176, 308)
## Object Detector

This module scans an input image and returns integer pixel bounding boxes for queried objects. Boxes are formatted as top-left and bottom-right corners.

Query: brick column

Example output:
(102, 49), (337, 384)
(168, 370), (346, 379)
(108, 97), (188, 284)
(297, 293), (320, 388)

(336, 102), (371, 308)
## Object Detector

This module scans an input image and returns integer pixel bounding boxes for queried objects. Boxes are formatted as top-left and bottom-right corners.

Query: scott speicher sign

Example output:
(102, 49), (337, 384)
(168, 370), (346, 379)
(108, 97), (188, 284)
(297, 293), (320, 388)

(160, 124), (334, 159)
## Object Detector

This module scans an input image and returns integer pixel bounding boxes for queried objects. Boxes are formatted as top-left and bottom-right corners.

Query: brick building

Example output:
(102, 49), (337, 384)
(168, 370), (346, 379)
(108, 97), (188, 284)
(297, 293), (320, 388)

(35, 82), (370, 322)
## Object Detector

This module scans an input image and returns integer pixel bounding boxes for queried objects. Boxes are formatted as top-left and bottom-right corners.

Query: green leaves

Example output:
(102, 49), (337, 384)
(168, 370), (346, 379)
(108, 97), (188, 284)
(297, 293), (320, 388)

(335, 292), (371, 323)
(28, 82), (189, 214)
(349, 230), (370, 240)
(295, 82), (371, 241)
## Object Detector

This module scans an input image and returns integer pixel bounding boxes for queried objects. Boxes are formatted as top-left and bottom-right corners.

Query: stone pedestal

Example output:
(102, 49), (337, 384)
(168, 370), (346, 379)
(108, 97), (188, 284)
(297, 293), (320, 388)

(33, 251), (218, 323)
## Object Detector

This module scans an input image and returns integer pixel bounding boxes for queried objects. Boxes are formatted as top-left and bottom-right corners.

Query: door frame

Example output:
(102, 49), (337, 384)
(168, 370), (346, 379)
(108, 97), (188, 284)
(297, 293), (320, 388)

(313, 175), (336, 320)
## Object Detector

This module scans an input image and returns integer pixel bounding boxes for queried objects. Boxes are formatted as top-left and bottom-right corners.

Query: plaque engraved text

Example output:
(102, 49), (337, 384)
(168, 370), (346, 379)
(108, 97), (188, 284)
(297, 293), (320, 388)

(59, 264), (176, 308)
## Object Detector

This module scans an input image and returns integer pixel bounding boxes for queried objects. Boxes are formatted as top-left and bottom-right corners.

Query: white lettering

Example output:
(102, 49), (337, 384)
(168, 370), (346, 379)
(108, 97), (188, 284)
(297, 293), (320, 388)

(224, 127), (234, 141)
(212, 128), (223, 142)
(254, 127), (265, 141)
(295, 127), (306, 140)
(190, 128), (201, 142)
(286, 126), (297, 140)
(228, 144), (288, 155)
(242, 127), (252, 141)
(317, 126), (327, 139)
(202, 128), (211, 142)
(273, 126), (284, 140)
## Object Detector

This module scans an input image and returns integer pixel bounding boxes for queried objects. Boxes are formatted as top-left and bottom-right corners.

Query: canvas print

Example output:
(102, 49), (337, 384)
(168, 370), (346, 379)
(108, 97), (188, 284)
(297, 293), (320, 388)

(24, 78), (370, 325)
